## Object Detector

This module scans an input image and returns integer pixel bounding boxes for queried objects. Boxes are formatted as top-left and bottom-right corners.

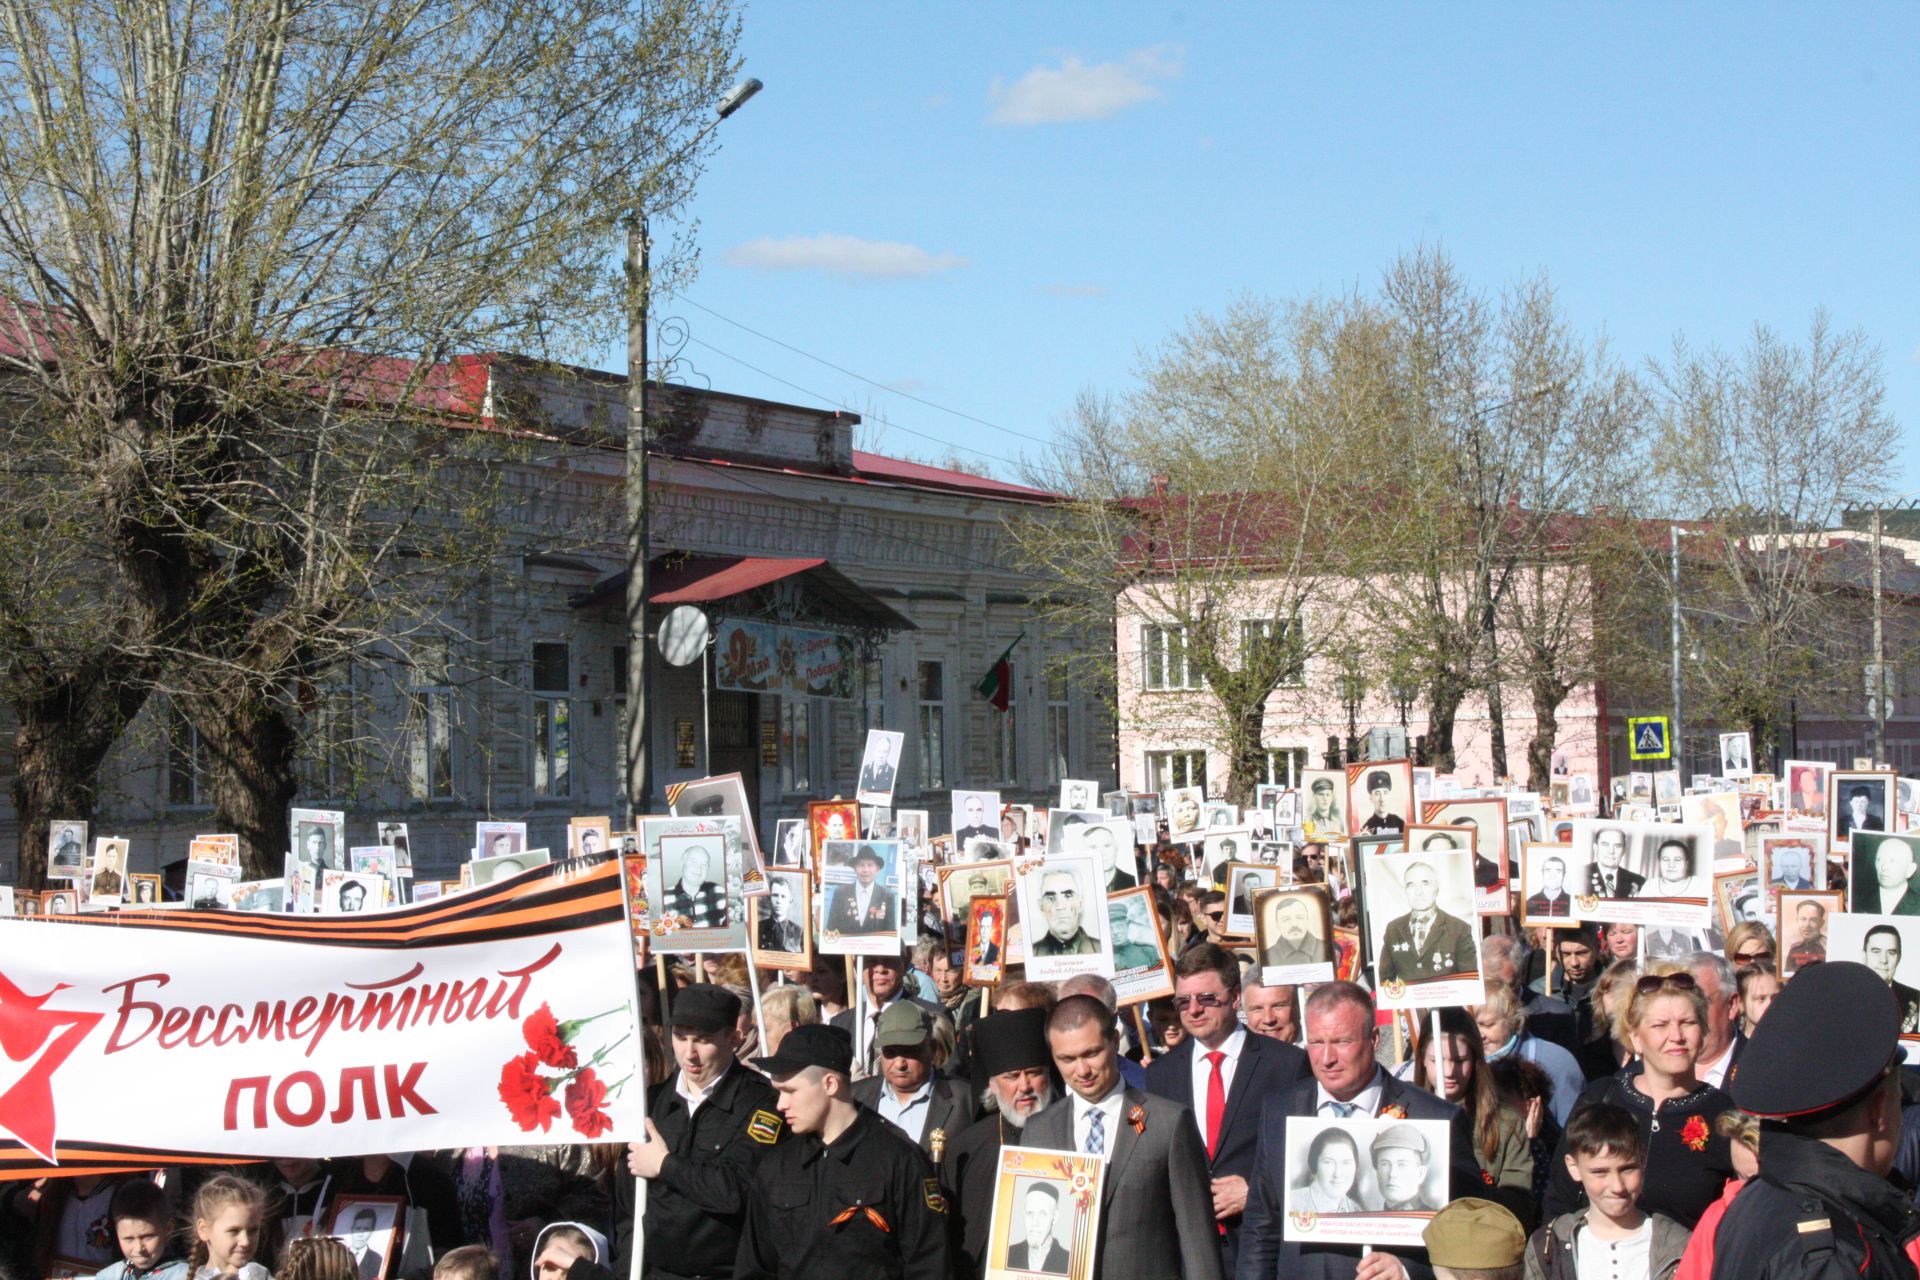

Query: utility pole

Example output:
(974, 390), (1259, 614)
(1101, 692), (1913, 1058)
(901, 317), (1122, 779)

(1670, 525), (1686, 786)
(1874, 505), (1886, 766)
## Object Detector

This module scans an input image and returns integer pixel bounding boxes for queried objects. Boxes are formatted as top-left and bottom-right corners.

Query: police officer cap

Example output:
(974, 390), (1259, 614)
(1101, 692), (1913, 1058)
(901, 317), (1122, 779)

(751, 1023), (854, 1077)
(1422, 1198), (1525, 1269)
(1370, 1122), (1430, 1160)
(849, 844), (887, 867)
(1732, 960), (1899, 1120)
(972, 1008), (1050, 1078)
(1311, 778), (1334, 794)
(874, 1000), (934, 1049)
(1367, 770), (1391, 792)
(670, 983), (740, 1034)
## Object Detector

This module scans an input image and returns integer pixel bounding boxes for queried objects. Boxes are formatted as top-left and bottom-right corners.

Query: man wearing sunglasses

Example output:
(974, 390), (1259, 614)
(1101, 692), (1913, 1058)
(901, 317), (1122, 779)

(1144, 944), (1308, 1277)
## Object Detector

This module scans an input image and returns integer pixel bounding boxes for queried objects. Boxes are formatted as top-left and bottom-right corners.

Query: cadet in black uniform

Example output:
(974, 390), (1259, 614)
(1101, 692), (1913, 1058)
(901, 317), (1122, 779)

(735, 1024), (950, 1280)
(615, 984), (787, 1280)
(1712, 961), (1920, 1280)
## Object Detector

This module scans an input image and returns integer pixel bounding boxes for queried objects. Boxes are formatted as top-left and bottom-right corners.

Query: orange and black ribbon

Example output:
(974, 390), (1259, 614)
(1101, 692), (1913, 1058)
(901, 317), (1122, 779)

(828, 1205), (891, 1233)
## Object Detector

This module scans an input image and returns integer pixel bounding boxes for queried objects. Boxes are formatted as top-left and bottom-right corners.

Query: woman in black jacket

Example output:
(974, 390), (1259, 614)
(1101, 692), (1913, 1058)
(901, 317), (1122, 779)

(1542, 963), (1736, 1227)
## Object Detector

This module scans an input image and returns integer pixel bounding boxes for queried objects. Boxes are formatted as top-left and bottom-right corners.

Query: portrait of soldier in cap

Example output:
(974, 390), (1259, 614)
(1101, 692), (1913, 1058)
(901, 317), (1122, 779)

(754, 871), (807, 956)
(1353, 768), (1407, 836)
(1781, 894), (1835, 974)
(1369, 1123), (1439, 1211)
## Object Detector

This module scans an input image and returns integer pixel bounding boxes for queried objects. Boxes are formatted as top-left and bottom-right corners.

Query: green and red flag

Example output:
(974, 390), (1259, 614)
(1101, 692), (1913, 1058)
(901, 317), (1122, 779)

(975, 635), (1022, 712)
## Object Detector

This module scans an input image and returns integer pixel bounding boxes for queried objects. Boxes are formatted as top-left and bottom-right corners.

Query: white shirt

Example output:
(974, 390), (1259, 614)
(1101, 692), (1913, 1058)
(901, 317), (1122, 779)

(877, 1079), (936, 1143)
(1188, 1026), (1249, 1142)
(1315, 1067), (1385, 1118)
(1071, 1080), (1128, 1155)
(1575, 1218), (1651, 1280)
(1697, 1040), (1734, 1090)
(676, 1068), (724, 1117)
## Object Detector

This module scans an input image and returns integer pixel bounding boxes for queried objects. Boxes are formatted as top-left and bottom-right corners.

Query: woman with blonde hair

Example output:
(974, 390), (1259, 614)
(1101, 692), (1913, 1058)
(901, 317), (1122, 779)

(1724, 919), (1775, 971)
(1541, 961), (1737, 1227)
(758, 983), (819, 1058)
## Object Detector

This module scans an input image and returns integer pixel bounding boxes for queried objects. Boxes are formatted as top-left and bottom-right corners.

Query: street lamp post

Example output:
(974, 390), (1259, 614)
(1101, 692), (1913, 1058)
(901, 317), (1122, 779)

(623, 78), (763, 824)
(1337, 675), (1366, 764)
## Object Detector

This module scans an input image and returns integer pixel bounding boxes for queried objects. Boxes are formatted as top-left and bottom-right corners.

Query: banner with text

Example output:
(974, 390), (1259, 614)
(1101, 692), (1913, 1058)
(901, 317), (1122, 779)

(0, 858), (642, 1179)
(713, 619), (855, 700)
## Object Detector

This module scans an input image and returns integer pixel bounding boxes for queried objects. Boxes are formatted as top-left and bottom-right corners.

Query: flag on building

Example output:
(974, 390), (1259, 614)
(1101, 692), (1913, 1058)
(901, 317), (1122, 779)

(975, 636), (1021, 712)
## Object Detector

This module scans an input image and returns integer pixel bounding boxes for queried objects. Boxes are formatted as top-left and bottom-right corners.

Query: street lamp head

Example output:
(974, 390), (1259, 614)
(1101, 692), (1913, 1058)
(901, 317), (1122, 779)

(717, 78), (764, 119)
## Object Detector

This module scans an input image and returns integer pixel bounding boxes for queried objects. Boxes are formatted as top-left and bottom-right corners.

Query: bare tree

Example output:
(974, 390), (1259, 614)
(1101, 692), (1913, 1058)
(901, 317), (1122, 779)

(0, 0), (743, 879)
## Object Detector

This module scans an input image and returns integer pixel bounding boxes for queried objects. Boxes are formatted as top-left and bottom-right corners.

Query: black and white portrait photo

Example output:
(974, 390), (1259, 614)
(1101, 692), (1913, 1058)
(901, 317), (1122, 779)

(1015, 855), (1114, 982)
(46, 821), (85, 879)
(773, 818), (810, 869)
(377, 822), (412, 875)
(1347, 762), (1412, 837)
(88, 837), (130, 902)
(292, 808), (344, 871)
(322, 871), (383, 915)
(1059, 778), (1100, 812)
(1163, 784), (1205, 841)
(326, 1197), (402, 1280)
(1061, 817), (1138, 892)
(1719, 731), (1753, 780)
(641, 826), (747, 954)
(1004, 1178), (1072, 1275)
(1226, 863), (1277, 935)
(983, 1149), (1104, 1280)
(1570, 818), (1716, 930)
(1829, 913), (1920, 1037)
(568, 817), (612, 860)
(1256, 887), (1333, 984)
(1851, 832), (1920, 916)
(1831, 771), (1895, 850)
(1046, 807), (1107, 859)
(472, 846), (551, 887)
(1633, 832), (1709, 901)
(750, 869), (812, 971)
(1199, 827), (1251, 885)
(1281, 1117), (1452, 1246)
(1758, 837), (1821, 894)
(1361, 850), (1483, 1008)
(656, 834), (730, 926)
(1416, 799), (1509, 900)
(188, 859), (238, 910)
(1519, 843), (1580, 925)
(856, 729), (905, 806)
(896, 809), (929, 850)
(475, 821), (526, 862)
(951, 790), (1002, 849)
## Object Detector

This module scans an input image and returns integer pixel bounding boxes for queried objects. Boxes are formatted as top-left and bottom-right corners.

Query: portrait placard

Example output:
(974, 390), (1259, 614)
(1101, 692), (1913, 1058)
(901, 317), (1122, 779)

(1849, 831), (1920, 917)
(963, 837), (1018, 864)
(1047, 808), (1110, 859)
(645, 830), (746, 953)
(1827, 912), (1920, 1046)
(186, 859), (239, 910)
(1299, 771), (1348, 842)
(818, 839), (904, 956)
(809, 799), (861, 848)
(410, 881), (446, 905)
(1014, 854), (1113, 982)
(377, 822), (413, 876)
(1831, 771), (1897, 852)
(568, 817), (613, 860)
(1519, 843), (1581, 927)
(321, 870), (389, 915)
(952, 790), (1004, 850)
(290, 809), (343, 870)
(771, 819), (810, 870)
(1059, 778), (1101, 812)
(1105, 886), (1175, 1005)
(984, 1146), (1105, 1280)
(41, 889), (77, 916)
(1061, 817), (1140, 893)
(940, 859), (1013, 933)
(1347, 761), (1413, 838)
(896, 809), (930, 850)
(1282, 1116), (1453, 1245)
(1201, 799), (1240, 830)
(1713, 869), (1764, 933)
(127, 873), (163, 908)
(1360, 849), (1483, 1009)
(1778, 891), (1841, 975)
(350, 846), (400, 882)
(749, 868), (812, 971)
(46, 821), (86, 879)
(86, 838), (129, 905)
(1719, 732), (1753, 781)
(1224, 862), (1281, 937)
(1103, 789), (1133, 817)
(669, 773), (767, 886)
(1567, 819), (1713, 929)
(1679, 793), (1746, 863)
(1255, 886), (1334, 986)
(325, 1194), (404, 1280)
(230, 879), (287, 915)
(1783, 760), (1831, 816)
(1274, 789), (1299, 827)
(965, 896), (1007, 986)
(1197, 827), (1253, 887)
(473, 847), (551, 888)
(1756, 834), (1823, 903)
(856, 730), (906, 806)
(1408, 821), (1504, 915)
(474, 821), (526, 862)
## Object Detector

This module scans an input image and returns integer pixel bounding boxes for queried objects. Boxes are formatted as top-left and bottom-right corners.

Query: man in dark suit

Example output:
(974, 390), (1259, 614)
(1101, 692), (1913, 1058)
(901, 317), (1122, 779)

(1524, 853), (1573, 919)
(1022, 996), (1224, 1280)
(1376, 861), (1476, 987)
(858, 733), (898, 799)
(1004, 1183), (1072, 1274)
(1145, 944), (1309, 1276)
(1837, 783), (1885, 841)
(825, 845), (895, 936)
(852, 1002), (976, 1156)
(1862, 924), (1920, 1032)
(1237, 982), (1479, 1280)
(1583, 826), (1643, 899)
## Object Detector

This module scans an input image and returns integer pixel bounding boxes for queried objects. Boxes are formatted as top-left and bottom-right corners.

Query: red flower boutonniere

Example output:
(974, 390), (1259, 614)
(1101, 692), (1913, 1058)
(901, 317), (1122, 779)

(1681, 1115), (1710, 1152)
(1381, 1104), (1408, 1120)
(1127, 1105), (1146, 1135)
(1480, 1169), (1495, 1185)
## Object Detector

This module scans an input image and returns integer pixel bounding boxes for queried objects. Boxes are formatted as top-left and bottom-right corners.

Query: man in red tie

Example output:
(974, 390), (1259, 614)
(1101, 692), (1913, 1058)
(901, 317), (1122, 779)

(1144, 943), (1309, 1277)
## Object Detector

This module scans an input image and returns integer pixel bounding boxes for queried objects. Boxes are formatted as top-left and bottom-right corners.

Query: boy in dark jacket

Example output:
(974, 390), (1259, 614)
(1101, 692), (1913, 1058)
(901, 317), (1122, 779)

(1527, 1104), (1686, 1280)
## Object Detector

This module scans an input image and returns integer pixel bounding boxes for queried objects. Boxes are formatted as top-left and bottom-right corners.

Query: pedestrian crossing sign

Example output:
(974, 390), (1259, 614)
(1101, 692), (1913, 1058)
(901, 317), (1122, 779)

(1628, 716), (1671, 761)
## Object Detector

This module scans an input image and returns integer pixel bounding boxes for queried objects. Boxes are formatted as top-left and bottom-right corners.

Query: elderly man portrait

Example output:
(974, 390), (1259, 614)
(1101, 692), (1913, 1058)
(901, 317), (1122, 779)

(661, 842), (729, 928)
(1785, 898), (1829, 970)
(1863, 835), (1920, 915)
(1031, 867), (1099, 957)
(1584, 826), (1643, 899)
(1377, 861), (1477, 986)
(1862, 923), (1920, 1032)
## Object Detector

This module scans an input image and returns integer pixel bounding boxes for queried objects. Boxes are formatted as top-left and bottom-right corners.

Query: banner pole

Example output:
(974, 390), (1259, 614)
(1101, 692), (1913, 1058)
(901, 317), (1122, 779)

(743, 951), (769, 1055)
(1133, 1005), (1154, 1063)
(855, 957), (868, 1071)
(616, 860), (653, 1280)
(656, 954), (671, 1022)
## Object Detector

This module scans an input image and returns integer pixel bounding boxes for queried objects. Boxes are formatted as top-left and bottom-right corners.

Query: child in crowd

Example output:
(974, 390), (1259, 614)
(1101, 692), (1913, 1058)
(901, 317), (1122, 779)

(275, 1238), (355, 1280)
(529, 1224), (609, 1280)
(97, 1181), (187, 1280)
(434, 1245), (501, 1280)
(189, 1174), (272, 1280)
(1527, 1104), (1688, 1280)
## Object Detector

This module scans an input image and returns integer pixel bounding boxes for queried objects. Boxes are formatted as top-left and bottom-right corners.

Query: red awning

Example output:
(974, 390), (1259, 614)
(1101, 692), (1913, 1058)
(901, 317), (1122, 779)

(650, 556), (826, 604)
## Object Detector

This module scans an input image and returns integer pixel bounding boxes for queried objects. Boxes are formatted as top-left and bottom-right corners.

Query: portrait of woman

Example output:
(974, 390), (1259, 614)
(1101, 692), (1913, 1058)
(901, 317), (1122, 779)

(1294, 1127), (1366, 1214)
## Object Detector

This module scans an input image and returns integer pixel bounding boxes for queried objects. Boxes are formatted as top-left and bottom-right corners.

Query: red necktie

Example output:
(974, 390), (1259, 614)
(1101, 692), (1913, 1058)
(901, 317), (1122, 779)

(1204, 1050), (1227, 1159)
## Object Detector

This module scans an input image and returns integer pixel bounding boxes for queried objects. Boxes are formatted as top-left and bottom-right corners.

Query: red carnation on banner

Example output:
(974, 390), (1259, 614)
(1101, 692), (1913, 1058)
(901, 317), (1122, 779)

(565, 1068), (614, 1138)
(498, 1051), (561, 1132)
(523, 1003), (578, 1070)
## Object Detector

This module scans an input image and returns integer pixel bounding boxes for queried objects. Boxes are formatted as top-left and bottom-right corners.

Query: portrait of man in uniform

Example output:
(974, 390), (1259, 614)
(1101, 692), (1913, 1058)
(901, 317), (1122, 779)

(1368, 1125), (1439, 1212)
(855, 729), (904, 805)
(825, 844), (897, 937)
(1584, 826), (1644, 899)
(1375, 860), (1477, 986)
(1302, 773), (1344, 840)
(1780, 893), (1839, 974)
(755, 872), (807, 955)
(1350, 767), (1408, 836)
(1030, 866), (1098, 957)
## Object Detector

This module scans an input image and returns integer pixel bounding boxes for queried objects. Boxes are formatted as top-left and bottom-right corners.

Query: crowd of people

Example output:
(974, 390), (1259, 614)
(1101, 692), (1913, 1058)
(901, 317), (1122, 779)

(9, 808), (1920, 1280)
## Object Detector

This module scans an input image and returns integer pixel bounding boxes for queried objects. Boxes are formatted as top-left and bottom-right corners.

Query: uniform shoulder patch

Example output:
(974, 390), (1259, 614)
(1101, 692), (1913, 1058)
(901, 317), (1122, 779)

(923, 1177), (947, 1214)
(746, 1109), (783, 1145)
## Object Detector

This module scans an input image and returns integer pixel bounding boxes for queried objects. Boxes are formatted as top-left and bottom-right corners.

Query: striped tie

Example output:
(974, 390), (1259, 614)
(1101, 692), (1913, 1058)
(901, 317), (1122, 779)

(1086, 1108), (1106, 1155)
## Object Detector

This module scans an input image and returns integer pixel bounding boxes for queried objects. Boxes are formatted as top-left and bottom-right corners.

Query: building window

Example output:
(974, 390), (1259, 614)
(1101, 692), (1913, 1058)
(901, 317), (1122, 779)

(407, 636), (454, 801)
(780, 697), (813, 793)
(1242, 618), (1306, 686)
(1142, 625), (1198, 691)
(166, 701), (209, 807)
(1146, 749), (1207, 793)
(989, 683), (1016, 785)
(1046, 668), (1071, 784)
(863, 655), (886, 734)
(532, 641), (571, 799)
(1262, 748), (1308, 787)
(918, 660), (946, 791)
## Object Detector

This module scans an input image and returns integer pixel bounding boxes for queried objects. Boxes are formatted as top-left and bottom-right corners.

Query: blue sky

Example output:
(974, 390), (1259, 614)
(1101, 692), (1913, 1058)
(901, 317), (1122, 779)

(614, 4), (1920, 491)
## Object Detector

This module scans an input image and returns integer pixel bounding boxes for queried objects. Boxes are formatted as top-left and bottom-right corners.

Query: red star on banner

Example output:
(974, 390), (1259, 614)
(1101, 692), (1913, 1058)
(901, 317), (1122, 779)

(0, 973), (102, 1163)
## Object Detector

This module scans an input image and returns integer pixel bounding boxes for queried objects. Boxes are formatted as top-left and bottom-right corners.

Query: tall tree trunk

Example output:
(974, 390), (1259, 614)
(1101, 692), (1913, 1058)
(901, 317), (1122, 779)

(186, 686), (300, 879)
(9, 660), (154, 888)
(1224, 700), (1266, 809)
(1482, 590), (1508, 781)
(1526, 676), (1571, 793)
(1425, 676), (1469, 774)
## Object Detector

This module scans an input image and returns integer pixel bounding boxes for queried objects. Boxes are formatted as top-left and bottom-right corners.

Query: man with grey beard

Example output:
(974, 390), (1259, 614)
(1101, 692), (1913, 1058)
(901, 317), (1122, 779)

(943, 1009), (1056, 1278)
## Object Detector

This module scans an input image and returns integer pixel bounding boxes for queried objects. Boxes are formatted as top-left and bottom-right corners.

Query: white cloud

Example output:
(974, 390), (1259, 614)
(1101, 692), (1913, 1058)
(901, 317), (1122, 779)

(724, 235), (969, 280)
(988, 45), (1184, 126)
(1036, 283), (1108, 299)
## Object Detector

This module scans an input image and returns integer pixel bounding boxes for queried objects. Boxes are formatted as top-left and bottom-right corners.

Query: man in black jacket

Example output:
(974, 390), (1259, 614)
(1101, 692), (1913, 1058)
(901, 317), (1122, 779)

(617, 984), (788, 1280)
(1712, 961), (1920, 1280)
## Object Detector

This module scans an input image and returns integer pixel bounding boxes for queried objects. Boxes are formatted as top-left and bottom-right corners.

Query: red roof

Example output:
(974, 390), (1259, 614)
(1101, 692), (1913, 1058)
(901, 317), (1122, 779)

(651, 555), (826, 603)
(850, 451), (1058, 502)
